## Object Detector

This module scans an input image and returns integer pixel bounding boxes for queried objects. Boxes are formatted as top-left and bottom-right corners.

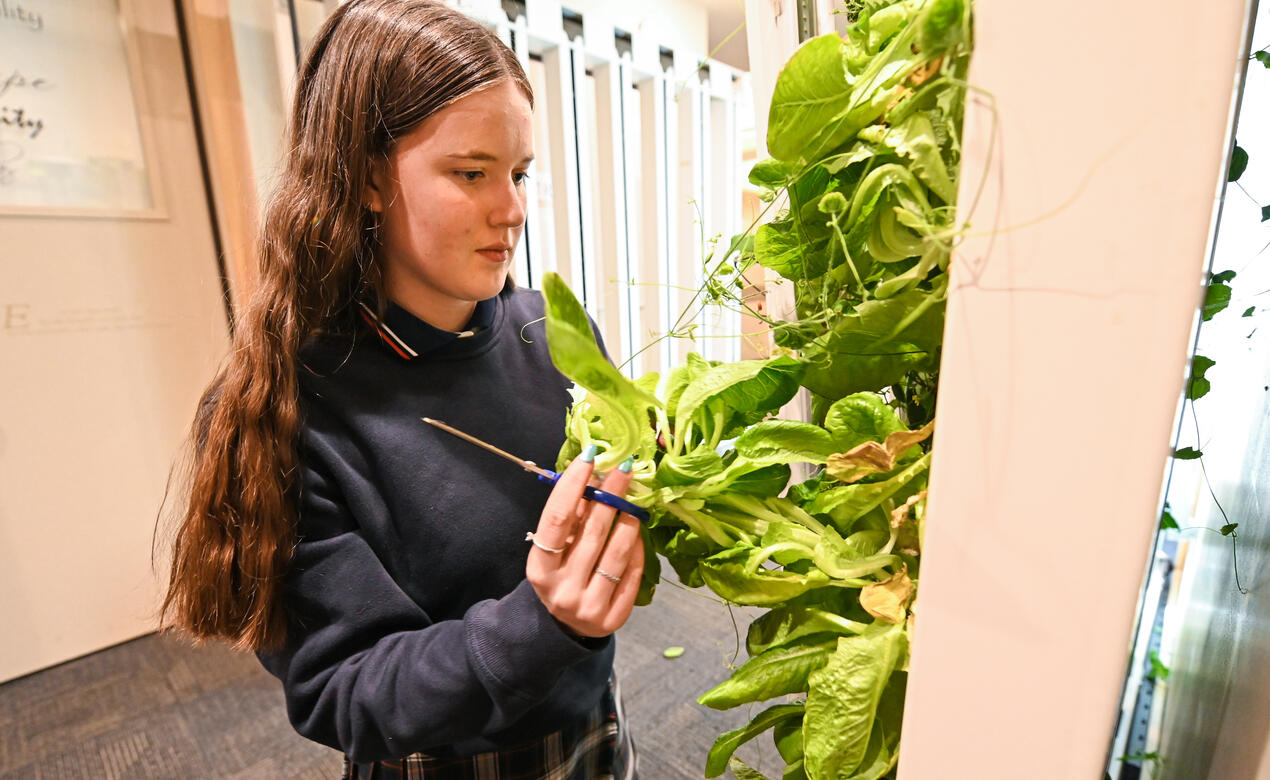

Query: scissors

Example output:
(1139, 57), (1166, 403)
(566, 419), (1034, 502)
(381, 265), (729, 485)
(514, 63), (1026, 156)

(422, 417), (650, 523)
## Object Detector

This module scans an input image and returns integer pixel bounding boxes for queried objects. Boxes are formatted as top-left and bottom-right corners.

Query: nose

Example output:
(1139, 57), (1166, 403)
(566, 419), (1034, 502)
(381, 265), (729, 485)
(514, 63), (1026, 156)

(489, 176), (527, 229)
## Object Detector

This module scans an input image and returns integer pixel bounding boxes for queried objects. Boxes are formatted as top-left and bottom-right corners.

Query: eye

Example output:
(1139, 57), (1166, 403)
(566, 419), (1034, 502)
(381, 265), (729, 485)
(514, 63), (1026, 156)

(512, 171), (530, 186)
(457, 170), (483, 182)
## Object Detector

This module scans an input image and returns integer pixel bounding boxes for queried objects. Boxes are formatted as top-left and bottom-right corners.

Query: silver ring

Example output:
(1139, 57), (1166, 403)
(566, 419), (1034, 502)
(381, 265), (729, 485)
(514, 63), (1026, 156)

(525, 532), (565, 554)
(593, 566), (621, 584)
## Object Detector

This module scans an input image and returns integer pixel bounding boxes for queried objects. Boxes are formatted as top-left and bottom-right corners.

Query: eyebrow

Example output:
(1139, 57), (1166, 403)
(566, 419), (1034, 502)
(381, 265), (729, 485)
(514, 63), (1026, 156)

(445, 152), (535, 164)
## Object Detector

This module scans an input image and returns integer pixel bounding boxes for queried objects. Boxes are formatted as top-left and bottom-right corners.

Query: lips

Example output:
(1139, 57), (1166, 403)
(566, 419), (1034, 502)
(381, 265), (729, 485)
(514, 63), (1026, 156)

(476, 244), (513, 263)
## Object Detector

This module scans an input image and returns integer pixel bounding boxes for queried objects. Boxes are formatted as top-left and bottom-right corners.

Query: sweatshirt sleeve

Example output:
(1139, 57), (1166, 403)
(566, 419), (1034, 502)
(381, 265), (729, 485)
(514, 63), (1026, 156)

(257, 424), (607, 762)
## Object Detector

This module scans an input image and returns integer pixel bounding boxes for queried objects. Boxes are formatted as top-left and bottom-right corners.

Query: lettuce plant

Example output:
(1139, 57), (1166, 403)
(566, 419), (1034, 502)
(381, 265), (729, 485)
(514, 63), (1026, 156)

(542, 1), (972, 777)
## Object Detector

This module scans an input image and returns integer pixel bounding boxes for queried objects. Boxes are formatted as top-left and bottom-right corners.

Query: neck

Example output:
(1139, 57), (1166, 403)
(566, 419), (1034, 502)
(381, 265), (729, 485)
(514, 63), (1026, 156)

(394, 295), (477, 333)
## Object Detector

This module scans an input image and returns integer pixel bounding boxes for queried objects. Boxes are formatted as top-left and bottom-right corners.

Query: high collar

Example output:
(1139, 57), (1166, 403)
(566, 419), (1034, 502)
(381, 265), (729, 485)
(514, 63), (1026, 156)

(357, 294), (499, 360)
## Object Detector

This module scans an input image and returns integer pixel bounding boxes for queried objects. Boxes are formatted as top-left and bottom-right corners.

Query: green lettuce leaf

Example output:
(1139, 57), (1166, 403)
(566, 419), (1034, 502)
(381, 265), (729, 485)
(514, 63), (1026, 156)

(801, 289), (945, 402)
(699, 636), (837, 710)
(542, 272), (659, 471)
(700, 546), (835, 606)
(808, 454), (931, 527)
(747, 605), (869, 656)
(675, 356), (805, 439)
(803, 626), (907, 779)
(735, 420), (838, 466)
(757, 222), (828, 282)
(824, 393), (909, 451)
(884, 112), (956, 203)
(704, 703), (805, 777)
(657, 444), (727, 485)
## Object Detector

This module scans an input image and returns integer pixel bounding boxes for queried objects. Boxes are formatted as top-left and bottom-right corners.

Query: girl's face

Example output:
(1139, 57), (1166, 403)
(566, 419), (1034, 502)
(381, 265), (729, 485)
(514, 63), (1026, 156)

(366, 80), (533, 331)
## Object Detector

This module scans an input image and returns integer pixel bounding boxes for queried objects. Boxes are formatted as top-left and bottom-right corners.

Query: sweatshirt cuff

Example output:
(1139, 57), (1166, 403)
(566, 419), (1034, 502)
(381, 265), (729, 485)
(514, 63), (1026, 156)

(464, 580), (608, 703)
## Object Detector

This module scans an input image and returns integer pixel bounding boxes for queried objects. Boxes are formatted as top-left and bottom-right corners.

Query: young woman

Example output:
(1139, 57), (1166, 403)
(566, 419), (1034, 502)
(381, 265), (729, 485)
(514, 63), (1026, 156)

(160, 2), (644, 777)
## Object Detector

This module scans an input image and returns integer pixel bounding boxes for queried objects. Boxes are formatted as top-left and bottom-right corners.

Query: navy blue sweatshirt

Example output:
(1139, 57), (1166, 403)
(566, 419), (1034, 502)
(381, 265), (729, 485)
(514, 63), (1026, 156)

(257, 287), (614, 762)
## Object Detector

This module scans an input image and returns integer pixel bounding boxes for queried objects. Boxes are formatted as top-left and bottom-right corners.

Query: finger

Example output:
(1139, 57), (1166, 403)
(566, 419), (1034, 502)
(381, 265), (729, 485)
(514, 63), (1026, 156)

(562, 461), (634, 582)
(573, 475), (603, 519)
(530, 456), (595, 559)
(588, 511), (641, 594)
(598, 538), (645, 634)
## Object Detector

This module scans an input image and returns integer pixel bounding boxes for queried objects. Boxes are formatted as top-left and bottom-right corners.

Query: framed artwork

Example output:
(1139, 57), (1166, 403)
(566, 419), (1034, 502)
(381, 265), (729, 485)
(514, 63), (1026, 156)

(0, 0), (164, 218)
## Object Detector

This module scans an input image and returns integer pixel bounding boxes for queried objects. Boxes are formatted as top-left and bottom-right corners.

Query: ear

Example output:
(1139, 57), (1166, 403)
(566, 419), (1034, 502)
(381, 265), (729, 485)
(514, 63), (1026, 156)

(364, 158), (388, 213)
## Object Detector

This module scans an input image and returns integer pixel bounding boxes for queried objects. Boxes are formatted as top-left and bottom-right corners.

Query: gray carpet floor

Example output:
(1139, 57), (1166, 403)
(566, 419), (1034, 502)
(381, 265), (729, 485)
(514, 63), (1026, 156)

(0, 579), (782, 779)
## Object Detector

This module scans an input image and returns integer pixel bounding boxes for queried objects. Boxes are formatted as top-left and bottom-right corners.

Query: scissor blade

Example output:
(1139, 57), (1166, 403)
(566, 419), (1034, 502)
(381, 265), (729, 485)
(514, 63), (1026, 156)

(421, 417), (556, 479)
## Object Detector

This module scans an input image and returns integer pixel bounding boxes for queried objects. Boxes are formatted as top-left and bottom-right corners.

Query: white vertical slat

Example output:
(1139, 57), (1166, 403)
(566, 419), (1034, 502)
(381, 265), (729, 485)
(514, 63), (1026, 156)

(570, 35), (600, 319)
(694, 69), (722, 364)
(454, 3), (538, 288)
(618, 63), (643, 377)
(660, 69), (681, 374)
(709, 76), (742, 364)
(636, 71), (669, 377)
(451, 0), (503, 18)
(526, 54), (560, 289)
(525, 0), (562, 42)
(592, 58), (634, 371)
(541, 42), (585, 296)
(672, 59), (707, 366)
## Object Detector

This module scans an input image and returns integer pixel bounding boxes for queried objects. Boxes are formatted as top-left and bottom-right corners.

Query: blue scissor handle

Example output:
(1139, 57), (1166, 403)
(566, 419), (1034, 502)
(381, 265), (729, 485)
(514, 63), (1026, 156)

(536, 471), (651, 523)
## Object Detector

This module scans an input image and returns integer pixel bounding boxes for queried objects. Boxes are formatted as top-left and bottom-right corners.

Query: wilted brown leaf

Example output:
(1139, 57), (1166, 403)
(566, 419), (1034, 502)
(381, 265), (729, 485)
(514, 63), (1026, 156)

(890, 490), (926, 529)
(826, 421), (935, 483)
(860, 565), (914, 624)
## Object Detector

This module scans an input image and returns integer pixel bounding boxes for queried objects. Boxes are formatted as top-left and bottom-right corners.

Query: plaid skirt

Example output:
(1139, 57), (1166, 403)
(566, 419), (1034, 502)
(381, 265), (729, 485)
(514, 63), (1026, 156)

(342, 678), (637, 780)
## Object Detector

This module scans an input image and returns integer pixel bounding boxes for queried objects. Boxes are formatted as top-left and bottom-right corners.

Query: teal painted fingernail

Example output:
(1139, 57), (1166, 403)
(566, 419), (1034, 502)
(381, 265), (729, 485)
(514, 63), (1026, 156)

(581, 443), (598, 463)
(619, 456), (635, 473)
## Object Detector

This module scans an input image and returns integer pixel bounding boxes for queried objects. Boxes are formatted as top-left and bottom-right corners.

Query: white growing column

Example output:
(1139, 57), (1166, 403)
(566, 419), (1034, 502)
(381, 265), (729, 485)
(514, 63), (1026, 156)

(897, 1), (1253, 777)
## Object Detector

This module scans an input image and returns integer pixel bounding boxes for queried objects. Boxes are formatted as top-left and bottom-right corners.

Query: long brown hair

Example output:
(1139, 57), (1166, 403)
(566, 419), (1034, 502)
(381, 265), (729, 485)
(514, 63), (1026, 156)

(160, 0), (532, 651)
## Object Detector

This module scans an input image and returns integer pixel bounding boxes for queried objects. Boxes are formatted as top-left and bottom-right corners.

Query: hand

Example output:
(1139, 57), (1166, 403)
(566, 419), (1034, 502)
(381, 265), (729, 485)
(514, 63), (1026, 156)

(525, 453), (645, 638)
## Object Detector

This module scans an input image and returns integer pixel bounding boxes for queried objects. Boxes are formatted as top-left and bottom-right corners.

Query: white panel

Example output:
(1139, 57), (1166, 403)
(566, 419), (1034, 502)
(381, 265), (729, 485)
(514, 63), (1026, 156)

(637, 73), (669, 376)
(592, 59), (634, 369)
(526, 55), (559, 289)
(742, 0), (798, 159)
(660, 70), (682, 372)
(897, 1), (1252, 777)
(579, 3), (617, 61)
(673, 75), (706, 365)
(525, 0), (564, 43)
(452, 0), (503, 20)
(506, 15), (534, 288)
(619, 66), (643, 377)
(708, 92), (741, 364)
(571, 36), (600, 318)
(541, 43), (584, 294)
